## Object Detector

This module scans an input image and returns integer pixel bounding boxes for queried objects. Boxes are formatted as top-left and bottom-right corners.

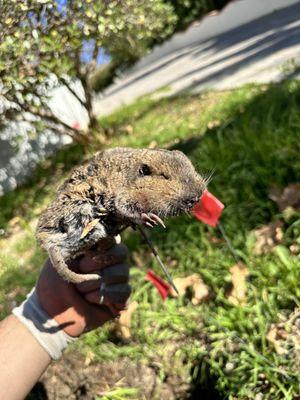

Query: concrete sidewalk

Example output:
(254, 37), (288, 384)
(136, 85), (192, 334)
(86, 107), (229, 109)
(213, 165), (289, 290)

(94, 0), (300, 116)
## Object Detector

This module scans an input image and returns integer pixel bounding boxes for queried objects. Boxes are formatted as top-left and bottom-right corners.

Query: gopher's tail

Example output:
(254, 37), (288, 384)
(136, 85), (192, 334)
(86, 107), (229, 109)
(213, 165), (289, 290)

(47, 245), (100, 284)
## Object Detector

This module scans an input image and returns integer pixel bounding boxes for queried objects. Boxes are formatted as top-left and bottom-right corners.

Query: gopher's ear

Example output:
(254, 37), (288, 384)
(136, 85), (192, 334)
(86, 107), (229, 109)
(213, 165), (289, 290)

(92, 150), (105, 162)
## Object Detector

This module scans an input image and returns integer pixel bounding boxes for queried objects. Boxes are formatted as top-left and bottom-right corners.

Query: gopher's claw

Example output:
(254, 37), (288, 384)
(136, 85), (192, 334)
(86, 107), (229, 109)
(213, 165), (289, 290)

(141, 213), (166, 229)
(148, 213), (166, 229)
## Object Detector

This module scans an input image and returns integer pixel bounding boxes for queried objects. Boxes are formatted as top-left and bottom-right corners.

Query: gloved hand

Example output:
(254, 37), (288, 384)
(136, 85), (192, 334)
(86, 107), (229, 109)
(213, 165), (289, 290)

(36, 241), (131, 337)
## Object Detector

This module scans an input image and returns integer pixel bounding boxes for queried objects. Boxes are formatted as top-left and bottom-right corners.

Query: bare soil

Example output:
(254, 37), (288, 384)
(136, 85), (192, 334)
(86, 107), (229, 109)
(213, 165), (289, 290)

(27, 351), (191, 400)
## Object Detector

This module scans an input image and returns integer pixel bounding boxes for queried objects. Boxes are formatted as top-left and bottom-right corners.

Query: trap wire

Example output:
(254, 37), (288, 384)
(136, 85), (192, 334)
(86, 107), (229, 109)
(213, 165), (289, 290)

(137, 226), (179, 295)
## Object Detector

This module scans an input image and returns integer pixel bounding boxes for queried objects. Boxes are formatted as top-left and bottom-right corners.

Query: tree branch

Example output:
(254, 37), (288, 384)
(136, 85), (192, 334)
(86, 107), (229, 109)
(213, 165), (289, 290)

(58, 76), (87, 109)
(74, 49), (97, 129)
(2, 92), (81, 139)
(31, 106), (79, 134)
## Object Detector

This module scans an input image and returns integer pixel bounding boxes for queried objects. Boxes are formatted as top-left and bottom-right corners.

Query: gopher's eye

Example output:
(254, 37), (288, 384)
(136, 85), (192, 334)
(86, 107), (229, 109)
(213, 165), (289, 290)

(139, 164), (151, 176)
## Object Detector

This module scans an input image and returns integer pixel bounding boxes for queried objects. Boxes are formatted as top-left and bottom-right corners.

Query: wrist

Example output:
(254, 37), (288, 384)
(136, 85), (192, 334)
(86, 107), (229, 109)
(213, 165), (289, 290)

(12, 288), (77, 360)
(0, 315), (51, 400)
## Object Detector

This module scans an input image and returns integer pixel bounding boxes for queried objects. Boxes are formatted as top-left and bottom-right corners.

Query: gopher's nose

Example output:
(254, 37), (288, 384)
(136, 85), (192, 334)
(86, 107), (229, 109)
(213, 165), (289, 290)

(181, 196), (199, 209)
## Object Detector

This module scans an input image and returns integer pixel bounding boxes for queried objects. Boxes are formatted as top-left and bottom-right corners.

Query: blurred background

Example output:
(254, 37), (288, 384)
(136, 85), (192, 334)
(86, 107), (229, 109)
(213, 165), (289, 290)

(1, 1), (300, 399)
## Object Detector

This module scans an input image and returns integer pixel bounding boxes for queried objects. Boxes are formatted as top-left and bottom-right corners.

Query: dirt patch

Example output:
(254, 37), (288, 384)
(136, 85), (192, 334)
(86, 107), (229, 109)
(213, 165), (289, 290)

(29, 350), (190, 399)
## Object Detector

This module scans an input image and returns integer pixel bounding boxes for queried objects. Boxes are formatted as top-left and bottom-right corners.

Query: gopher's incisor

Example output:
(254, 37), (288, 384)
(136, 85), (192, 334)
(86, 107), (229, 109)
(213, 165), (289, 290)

(36, 147), (206, 283)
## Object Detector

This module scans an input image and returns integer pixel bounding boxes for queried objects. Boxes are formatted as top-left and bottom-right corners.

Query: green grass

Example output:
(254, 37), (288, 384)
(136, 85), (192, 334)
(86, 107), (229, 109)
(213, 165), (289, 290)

(96, 387), (140, 400)
(1, 80), (300, 399)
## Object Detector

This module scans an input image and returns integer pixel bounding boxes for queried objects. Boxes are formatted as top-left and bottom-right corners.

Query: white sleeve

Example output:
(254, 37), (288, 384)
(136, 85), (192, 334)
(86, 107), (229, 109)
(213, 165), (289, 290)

(12, 288), (77, 360)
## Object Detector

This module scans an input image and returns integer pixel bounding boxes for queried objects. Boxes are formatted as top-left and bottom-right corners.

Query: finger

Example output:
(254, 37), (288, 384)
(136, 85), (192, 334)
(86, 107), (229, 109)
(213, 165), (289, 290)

(84, 283), (131, 305)
(90, 235), (119, 252)
(106, 304), (126, 316)
(101, 263), (129, 284)
(92, 243), (128, 267)
(76, 278), (101, 293)
(85, 292), (127, 316)
(76, 263), (130, 293)
(85, 305), (117, 331)
(100, 301), (127, 316)
(79, 244), (129, 273)
(109, 302), (128, 311)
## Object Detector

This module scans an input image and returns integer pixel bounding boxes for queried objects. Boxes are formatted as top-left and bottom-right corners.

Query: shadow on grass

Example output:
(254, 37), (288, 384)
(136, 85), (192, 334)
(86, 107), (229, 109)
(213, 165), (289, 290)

(26, 382), (48, 400)
(169, 80), (300, 233)
(188, 363), (223, 400)
(100, 91), (202, 138)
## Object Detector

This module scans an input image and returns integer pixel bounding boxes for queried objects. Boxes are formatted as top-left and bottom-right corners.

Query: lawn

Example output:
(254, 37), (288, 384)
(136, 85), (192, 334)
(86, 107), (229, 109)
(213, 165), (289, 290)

(1, 80), (300, 399)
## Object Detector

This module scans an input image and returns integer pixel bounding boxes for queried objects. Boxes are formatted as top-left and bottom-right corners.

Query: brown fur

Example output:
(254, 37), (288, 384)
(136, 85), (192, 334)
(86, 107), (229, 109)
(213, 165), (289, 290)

(36, 147), (205, 283)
